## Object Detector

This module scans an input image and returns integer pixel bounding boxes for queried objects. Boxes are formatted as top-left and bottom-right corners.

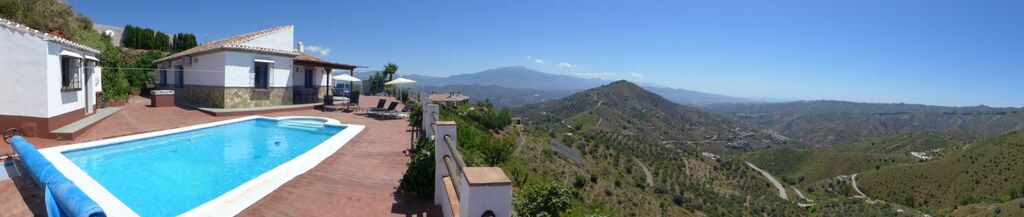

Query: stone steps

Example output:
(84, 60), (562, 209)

(50, 107), (122, 140)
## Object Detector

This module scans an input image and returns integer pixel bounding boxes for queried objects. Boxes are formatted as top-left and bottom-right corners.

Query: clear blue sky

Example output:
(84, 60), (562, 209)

(70, 0), (1024, 107)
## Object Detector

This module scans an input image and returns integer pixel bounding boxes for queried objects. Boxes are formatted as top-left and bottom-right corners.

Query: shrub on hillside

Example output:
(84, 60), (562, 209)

(466, 102), (513, 132)
(574, 175), (587, 189)
(516, 183), (577, 217)
(478, 136), (513, 166)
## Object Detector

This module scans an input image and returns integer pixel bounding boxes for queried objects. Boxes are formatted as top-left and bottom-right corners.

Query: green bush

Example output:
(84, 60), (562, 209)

(98, 45), (130, 101)
(412, 136), (432, 152)
(399, 138), (435, 199)
(479, 136), (513, 166)
(466, 102), (513, 132)
(573, 175), (587, 189)
(127, 50), (163, 89)
(516, 183), (577, 217)
(407, 102), (423, 128)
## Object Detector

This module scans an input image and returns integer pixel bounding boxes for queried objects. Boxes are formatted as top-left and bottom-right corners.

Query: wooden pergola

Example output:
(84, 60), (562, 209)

(293, 53), (365, 98)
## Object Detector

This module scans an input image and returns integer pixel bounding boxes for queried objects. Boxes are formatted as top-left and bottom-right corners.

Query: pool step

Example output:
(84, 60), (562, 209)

(277, 122), (324, 132)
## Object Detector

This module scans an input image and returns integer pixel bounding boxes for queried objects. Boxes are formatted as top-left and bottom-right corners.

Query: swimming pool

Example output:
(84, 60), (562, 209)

(39, 116), (364, 216)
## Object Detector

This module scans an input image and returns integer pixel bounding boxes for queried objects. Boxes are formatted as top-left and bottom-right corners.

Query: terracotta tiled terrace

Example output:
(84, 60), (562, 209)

(0, 95), (439, 216)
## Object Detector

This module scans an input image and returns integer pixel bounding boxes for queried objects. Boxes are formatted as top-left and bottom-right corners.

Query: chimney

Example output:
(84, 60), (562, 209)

(298, 41), (304, 53)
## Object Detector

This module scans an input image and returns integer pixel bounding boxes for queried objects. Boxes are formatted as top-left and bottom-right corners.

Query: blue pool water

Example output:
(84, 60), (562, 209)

(63, 118), (345, 216)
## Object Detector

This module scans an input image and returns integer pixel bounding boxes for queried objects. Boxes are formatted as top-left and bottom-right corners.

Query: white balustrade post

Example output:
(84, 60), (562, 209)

(434, 121), (457, 206)
(420, 93), (432, 107)
(423, 104), (439, 139)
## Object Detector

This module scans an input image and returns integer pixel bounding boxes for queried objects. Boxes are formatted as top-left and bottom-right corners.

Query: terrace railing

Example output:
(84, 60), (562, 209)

(421, 96), (512, 217)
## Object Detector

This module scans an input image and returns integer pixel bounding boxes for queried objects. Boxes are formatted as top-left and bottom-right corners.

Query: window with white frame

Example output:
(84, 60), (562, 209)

(254, 62), (269, 89)
(60, 56), (82, 91)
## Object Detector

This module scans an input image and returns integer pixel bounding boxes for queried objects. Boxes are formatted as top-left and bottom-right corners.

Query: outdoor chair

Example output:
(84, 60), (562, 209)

(321, 98), (339, 112)
(341, 94), (360, 112)
(370, 102), (400, 119)
(359, 99), (388, 114)
(380, 106), (411, 120)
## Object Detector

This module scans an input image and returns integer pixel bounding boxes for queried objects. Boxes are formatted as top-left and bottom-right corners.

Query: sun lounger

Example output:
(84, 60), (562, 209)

(359, 99), (388, 114)
(380, 106), (411, 120)
(369, 102), (400, 119)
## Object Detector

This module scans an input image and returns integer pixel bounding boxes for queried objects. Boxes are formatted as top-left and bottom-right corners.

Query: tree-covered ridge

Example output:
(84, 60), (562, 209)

(708, 100), (1024, 149)
(517, 80), (782, 154)
(857, 130), (1024, 215)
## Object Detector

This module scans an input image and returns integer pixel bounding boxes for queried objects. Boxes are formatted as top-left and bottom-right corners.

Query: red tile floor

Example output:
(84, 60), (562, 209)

(0, 96), (439, 217)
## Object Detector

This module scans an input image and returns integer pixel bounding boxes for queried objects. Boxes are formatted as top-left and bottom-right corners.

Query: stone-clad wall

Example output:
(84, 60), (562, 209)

(173, 85), (328, 108)
(224, 87), (293, 108)
(174, 85), (225, 108)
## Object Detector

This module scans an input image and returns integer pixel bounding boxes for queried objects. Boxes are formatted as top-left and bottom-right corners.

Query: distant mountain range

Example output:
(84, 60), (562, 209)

(405, 66), (751, 107)
(707, 100), (1024, 148)
(412, 84), (575, 108)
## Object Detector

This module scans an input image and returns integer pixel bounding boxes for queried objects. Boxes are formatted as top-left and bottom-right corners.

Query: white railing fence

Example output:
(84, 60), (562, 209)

(421, 95), (512, 217)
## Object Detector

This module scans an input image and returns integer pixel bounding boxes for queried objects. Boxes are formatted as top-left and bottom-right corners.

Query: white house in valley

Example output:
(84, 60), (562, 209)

(153, 25), (360, 109)
(0, 18), (104, 138)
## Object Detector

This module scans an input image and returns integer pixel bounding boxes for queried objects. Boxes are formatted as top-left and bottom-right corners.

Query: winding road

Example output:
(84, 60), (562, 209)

(851, 173), (868, 199)
(745, 162), (788, 200)
(634, 158), (654, 186)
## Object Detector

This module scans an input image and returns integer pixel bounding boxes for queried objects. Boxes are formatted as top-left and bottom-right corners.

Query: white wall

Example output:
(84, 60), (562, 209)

(291, 66), (331, 87)
(223, 51), (293, 87)
(0, 25), (49, 118)
(182, 52), (226, 86)
(93, 66), (103, 93)
(464, 185), (513, 217)
(240, 27), (294, 51)
(45, 43), (88, 117)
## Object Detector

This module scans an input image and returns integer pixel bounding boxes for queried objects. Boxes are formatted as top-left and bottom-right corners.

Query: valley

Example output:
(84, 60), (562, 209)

(427, 77), (1024, 216)
(404, 67), (1022, 216)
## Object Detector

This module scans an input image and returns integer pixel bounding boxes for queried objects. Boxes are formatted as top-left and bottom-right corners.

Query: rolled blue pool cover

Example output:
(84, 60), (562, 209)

(11, 136), (106, 217)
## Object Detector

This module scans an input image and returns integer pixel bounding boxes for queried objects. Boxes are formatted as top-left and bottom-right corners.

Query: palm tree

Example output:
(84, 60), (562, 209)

(383, 63), (399, 81)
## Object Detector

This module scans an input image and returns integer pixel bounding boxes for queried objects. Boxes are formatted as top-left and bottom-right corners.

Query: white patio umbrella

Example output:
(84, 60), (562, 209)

(384, 77), (416, 85)
(331, 74), (362, 96)
(332, 74), (362, 82)
(384, 77), (417, 97)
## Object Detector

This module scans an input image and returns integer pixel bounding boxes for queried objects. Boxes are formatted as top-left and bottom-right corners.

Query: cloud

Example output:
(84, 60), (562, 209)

(558, 62), (578, 69)
(629, 72), (645, 78)
(305, 45), (331, 56)
(574, 72), (616, 78)
(526, 55), (545, 64)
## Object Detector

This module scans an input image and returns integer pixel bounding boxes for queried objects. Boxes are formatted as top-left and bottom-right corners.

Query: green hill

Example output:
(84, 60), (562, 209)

(507, 81), (907, 216)
(518, 80), (782, 154)
(857, 130), (1024, 215)
(742, 146), (913, 185)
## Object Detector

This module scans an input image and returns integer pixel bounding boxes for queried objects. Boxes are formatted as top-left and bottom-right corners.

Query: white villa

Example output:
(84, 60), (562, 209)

(0, 18), (103, 138)
(153, 25), (360, 109)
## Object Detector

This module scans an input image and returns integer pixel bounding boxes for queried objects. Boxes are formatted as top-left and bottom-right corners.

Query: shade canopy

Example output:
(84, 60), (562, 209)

(385, 77), (417, 85)
(332, 74), (362, 82)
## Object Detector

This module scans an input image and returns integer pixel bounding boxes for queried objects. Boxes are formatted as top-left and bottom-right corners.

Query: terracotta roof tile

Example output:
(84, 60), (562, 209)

(0, 18), (101, 54)
(155, 25), (298, 62)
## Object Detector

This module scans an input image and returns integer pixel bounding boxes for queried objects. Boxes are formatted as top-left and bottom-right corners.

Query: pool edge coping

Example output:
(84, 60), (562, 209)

(39, 115), (364, 216)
